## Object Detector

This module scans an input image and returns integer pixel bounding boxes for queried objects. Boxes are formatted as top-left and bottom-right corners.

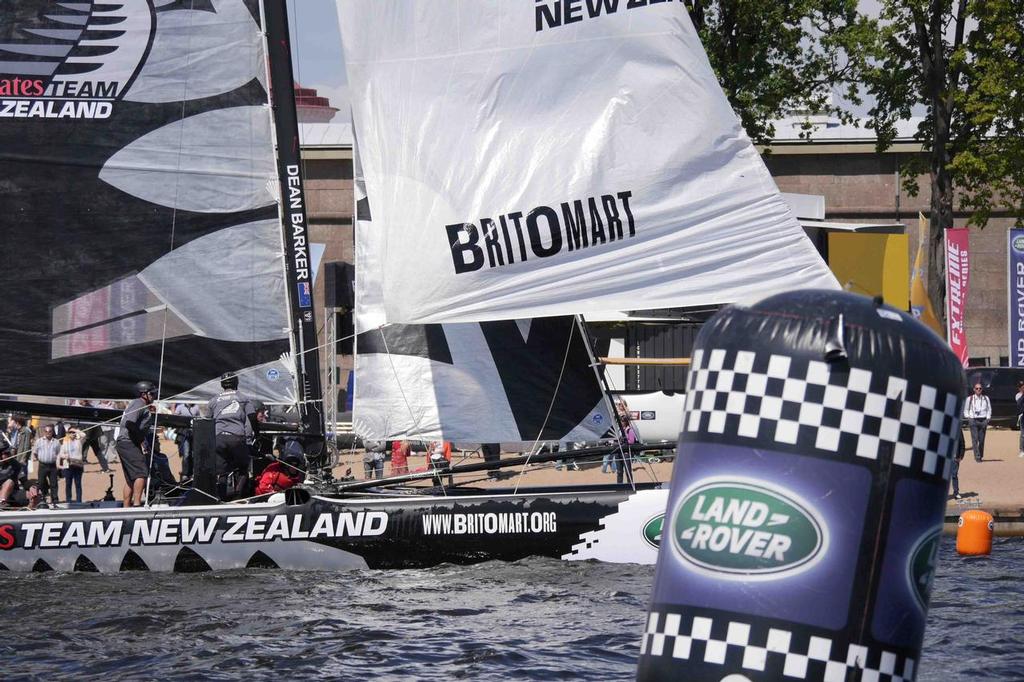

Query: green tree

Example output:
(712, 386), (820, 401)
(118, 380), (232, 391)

(868, 0), (1024, 326)
(685, 0), (876, 144)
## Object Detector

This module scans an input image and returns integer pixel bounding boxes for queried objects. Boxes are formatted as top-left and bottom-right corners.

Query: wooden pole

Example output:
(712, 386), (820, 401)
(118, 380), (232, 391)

(598, 357), (691, 366)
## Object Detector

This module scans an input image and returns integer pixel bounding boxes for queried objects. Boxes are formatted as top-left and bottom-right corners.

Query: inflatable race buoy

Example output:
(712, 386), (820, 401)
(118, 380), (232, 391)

(956, 510), (994, 556)
(637, 291), (964, 681)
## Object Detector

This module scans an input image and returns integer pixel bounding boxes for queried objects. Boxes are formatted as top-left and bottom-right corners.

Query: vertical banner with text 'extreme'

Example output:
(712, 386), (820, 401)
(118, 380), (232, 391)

(1007, 230), (1024, 367)
(945, 228), (970, 367)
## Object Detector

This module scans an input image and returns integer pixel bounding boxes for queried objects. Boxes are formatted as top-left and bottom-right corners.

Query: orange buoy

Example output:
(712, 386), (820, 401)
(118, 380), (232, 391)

(956, 510), (994, 556)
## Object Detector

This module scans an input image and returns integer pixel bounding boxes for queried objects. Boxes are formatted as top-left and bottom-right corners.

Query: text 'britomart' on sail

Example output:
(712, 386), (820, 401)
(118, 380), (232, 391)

(337, 1), (837, 325)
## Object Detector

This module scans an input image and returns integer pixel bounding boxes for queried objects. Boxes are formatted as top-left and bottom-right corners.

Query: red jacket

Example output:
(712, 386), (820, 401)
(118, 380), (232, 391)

(255, 462), (302, 496)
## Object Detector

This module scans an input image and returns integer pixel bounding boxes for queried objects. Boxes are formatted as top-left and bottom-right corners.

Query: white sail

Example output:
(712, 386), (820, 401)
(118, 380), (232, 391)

(336, 1), (838, 325)
(353, 142), (612, 442)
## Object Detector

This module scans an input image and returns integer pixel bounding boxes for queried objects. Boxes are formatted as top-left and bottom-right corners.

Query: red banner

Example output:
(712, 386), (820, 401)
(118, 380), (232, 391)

(945, 228), (970, 366)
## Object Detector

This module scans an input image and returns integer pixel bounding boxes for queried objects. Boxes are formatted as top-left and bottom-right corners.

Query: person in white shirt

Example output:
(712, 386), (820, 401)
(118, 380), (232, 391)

(963, 383), (992, 462)
(32, 424), (62, 505)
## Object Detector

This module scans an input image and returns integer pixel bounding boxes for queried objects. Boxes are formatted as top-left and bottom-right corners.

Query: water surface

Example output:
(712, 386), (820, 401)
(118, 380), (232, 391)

(0, 539), (1018, 680)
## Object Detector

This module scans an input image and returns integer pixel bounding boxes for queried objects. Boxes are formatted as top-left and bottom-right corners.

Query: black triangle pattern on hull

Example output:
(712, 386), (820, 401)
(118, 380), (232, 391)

(32, 558), (53, 572)
(174, 547), (212, 573)
(246, 551), (279, 569)
(119, 549), (149, 572)
(74, 555), (99, 572)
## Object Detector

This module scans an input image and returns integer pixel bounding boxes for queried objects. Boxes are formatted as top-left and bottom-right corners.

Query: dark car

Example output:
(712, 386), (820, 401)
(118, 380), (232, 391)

(965, 367), (1024, 428)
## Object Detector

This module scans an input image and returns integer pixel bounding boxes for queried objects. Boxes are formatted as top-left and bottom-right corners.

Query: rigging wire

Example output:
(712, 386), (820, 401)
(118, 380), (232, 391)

(146, 0), (198, 508)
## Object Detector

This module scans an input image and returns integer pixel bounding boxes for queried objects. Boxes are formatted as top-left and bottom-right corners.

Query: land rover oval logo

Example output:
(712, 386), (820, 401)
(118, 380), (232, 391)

(643, 515), (664, 548)
(1013, 235), (1024, 253)
(670, 478), (827, 579)
(908, 529), (941, 610)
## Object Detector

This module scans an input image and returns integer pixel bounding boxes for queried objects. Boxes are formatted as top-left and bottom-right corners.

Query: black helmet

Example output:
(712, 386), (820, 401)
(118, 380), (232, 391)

(220, 372), (239, 389)
(251, 399), (266, 413)
(283, 452), (304, 469)
(134, 381), (156, 397)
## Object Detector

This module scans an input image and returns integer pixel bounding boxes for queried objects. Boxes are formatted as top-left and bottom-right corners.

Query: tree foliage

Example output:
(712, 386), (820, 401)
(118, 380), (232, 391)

(867, 0), (1024, 326)
(685, 0), (876, 144)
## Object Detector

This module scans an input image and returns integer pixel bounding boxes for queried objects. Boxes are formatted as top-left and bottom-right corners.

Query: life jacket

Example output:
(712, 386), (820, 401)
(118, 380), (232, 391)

(255, 462), (301, 496)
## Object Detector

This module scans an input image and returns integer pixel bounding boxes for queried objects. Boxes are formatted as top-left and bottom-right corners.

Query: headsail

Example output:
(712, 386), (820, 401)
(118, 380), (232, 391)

(337, 2), (837, 325)
(353, 143), (612, 442)
(0, 0), (297, 401)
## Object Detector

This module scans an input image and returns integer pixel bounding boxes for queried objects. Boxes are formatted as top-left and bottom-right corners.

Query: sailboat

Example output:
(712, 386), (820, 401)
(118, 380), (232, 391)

(0, 0), (836, 572)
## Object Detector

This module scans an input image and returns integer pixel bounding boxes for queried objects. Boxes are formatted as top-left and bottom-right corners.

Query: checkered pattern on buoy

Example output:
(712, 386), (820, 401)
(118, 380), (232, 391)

(682, 348), (961, 479)
(641, 608), (915, 681)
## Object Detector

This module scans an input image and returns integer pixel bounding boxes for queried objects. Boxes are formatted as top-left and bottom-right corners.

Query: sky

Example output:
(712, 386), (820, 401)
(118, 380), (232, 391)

(287, 0), (349, 122)
(289, 0), (915, 125)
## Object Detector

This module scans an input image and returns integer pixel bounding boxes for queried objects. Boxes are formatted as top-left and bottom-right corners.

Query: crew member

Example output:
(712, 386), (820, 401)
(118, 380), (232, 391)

(207, 372), (258, 500)
(116, 381), (158, 507)
(254, 451), (305, 496)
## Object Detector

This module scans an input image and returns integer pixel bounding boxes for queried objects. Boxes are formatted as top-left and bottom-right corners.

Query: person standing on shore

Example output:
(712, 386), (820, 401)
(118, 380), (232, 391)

(1016, 381), (1024, 458)
(963, 382), (991, 462)
(951, 433), (965, 500)
(32, 424), (61, 505)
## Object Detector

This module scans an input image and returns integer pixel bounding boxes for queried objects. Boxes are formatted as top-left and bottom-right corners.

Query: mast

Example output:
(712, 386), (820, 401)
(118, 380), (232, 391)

(262, 0), (324, 437)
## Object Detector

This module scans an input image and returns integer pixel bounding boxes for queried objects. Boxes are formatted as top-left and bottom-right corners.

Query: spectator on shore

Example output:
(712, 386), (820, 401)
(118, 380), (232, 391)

(75, 401), (111, 472)
(963, 383), (991, 462)
(5, 416), (31, 486)
(32, 424), (61, 505)
(1016, 381), (1024, 458)
(58, 428), (85, 504)
(363, 440), (386, 479)
(601, 449), (618, 474)
(96, 400), (119, 464)
(0, 444), (21, 507)
(951, 434), (965, 500)
(391, 440), (411, 476)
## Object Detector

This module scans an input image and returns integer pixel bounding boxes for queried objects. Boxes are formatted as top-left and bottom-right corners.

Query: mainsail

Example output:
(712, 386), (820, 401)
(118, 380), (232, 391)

(353, 144), (612, 442)
(0, 0), (305, 402)
(337, 2), (838, 326)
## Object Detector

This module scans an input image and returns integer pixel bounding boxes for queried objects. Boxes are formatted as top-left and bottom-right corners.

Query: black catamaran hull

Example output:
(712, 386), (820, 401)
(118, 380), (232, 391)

(0, 486), (668, 572)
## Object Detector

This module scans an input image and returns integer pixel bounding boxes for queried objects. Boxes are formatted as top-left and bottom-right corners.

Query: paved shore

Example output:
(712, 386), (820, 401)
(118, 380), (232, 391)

(71, 430), (1014, 515)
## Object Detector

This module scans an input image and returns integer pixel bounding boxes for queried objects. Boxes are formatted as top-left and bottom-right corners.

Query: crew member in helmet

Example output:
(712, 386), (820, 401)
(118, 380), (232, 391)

(116, 381), (158, 507)
(207, 371), (259, 500)
(254, 450), (305, 496)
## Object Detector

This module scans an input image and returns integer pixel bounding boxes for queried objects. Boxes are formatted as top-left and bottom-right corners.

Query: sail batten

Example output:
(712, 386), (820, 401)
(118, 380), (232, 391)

(338, 2), (837, 326)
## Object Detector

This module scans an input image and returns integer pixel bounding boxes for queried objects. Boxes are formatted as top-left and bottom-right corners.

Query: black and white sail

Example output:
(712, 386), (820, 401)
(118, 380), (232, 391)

(0, 0), (307, 402)
(337, 2), (837, 326)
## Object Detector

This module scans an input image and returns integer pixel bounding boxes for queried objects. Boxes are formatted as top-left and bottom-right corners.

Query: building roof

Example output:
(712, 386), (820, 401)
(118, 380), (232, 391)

(769, 113), (924, 144)
(298, 122), (354, 148)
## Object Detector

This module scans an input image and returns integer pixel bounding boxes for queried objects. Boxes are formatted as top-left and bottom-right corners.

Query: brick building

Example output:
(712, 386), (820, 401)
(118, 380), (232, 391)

(765, 114), (1016, 366)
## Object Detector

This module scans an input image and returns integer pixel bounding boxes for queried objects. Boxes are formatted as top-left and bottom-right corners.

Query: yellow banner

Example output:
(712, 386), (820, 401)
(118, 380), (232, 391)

(910, 213), (944, 337)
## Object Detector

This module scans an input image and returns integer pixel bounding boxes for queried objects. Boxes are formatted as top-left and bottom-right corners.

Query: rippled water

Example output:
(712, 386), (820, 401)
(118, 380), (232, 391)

(1, 539), (1020, 680)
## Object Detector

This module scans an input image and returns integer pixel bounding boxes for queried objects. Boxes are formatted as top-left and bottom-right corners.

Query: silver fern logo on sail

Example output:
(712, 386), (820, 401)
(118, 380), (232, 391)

(0, 0), (155, 119)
